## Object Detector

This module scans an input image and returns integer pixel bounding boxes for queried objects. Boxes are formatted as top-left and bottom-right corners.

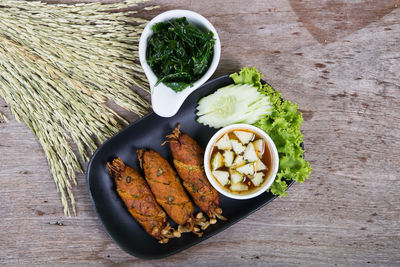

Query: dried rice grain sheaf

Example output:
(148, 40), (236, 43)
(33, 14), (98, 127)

(0, 112), (8, 123)
(0, 0), (158, 216)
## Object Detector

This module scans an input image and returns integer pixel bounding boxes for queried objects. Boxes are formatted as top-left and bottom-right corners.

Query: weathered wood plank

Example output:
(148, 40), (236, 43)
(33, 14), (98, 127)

(0, 0), (399, 265)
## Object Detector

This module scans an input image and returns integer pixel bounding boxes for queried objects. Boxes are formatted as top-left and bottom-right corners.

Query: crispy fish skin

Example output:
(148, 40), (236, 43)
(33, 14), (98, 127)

(137, 149), (194, 227)
(167, 126), (225, 220)
(107, 157), (173, 242)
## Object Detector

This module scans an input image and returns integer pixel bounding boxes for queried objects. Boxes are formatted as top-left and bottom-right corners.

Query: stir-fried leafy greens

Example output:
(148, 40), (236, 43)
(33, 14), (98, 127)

(146, 17), (215, 92)
(230, 67), (312, 196)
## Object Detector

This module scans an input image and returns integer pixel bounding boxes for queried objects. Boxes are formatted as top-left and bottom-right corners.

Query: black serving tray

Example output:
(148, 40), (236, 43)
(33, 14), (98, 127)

(86, 75), (295, 259)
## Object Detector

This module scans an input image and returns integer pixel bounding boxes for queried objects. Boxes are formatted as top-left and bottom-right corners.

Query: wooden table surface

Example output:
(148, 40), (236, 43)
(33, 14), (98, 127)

(1, 0), (399, 266)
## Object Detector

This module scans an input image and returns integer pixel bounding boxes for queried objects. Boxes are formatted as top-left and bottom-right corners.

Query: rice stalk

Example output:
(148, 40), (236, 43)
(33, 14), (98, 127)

(0, 0), (157, 215)
(0, 112), (8, 123)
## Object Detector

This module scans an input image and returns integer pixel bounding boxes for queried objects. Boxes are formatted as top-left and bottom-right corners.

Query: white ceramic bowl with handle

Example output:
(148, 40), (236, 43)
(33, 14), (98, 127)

(138, 10), (221, 117)
(204, 124), (279, 200)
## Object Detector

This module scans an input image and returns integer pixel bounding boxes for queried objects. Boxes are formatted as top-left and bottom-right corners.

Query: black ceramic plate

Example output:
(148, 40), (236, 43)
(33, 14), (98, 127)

(86, 75), (295, 259)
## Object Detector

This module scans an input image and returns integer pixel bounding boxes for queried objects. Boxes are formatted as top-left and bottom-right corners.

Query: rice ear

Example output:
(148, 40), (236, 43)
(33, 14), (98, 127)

(0, 0), (158, 215)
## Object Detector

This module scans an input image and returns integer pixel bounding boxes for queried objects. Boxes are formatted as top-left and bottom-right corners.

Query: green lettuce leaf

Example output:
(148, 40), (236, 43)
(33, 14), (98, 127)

(230, 67), (312, 197)
(230, 67), (263, 90)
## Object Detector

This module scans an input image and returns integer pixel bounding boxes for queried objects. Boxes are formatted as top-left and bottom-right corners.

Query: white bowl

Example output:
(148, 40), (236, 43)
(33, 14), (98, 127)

(139, 10), (221, 117)
(204, 124), (279, 200)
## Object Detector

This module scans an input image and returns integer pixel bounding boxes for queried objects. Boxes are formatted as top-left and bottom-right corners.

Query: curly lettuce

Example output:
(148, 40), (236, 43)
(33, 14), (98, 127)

(230, 67), (312, 196)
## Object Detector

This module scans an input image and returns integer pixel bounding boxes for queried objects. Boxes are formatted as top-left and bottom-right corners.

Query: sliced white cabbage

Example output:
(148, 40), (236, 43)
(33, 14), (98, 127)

(215, 133), (231, 150)
(223, 150), (234, 167)
(229, 169), (244, 184)
(212, 170), (229, 186)
(243, 143), (258, 162)
(231, 139), (245, 155)
(232, 155), (246, 167)
(211, 152), (224, 170)
(254, 158), (267, 171)
(236, 163), (254, 175)
(251, 172), (265, 186)
(230, 183), (249, 192)
(234, 131), (254, 144)
(253, 139), (265, 158)
(196, 84), (273, 128)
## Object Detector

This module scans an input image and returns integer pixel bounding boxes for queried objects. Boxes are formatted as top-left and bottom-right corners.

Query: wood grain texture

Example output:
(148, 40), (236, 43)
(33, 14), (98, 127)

(1, 0), (399, 265)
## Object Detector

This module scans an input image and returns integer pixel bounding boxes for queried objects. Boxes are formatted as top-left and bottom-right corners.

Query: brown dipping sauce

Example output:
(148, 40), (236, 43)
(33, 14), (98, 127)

(210, 128), (272, 194)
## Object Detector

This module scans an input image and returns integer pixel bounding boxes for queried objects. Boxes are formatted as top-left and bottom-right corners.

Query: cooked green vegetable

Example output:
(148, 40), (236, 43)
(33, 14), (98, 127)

(230, 67), (312, 196)
(146, 17), (215, 92)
